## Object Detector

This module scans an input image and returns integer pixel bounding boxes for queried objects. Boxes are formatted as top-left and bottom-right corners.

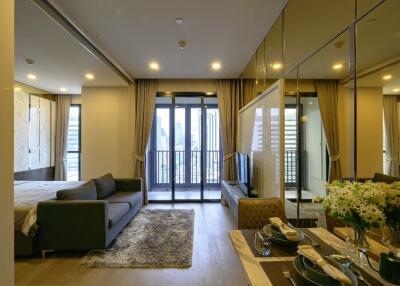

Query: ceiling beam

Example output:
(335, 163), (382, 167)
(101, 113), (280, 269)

(31, 0), (134, 84)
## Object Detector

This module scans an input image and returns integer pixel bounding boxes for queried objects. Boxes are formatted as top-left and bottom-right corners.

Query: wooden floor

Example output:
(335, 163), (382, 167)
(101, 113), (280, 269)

(15, 203), (247, 286)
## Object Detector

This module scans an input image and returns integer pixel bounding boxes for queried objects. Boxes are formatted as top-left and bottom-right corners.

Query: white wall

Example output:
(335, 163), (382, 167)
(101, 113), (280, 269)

(0, 0), (14, 284)
(81, 86), (134, 179)
(158, 79), (216, 92)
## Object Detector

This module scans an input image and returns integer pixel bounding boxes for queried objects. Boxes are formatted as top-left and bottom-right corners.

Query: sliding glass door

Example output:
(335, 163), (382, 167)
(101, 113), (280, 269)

(148, 94), (222, 202)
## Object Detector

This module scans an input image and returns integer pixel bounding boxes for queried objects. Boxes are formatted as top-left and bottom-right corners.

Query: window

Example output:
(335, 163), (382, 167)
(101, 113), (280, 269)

(67, 105), (81, 181)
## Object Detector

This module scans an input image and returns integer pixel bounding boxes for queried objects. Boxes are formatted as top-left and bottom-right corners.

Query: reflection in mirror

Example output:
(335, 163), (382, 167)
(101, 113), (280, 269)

(284, 0), (354, 73)
(265, 13), (283, 83)
(356, 0), (400, 177)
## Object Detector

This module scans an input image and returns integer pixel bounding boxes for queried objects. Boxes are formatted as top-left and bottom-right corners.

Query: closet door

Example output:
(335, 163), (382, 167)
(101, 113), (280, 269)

(28, 95), (40, 170)
(14, 92), (29, 172)
(39, 98), (51, 168)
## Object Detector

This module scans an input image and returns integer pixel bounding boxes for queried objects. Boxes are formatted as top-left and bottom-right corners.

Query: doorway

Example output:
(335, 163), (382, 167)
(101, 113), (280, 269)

(148, 93), (222, 202)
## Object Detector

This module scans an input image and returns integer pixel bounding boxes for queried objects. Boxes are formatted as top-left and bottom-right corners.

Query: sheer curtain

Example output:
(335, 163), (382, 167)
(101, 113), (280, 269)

(132, 80), (158, 204)
(54, 95), (72, 180)
(383, 95), (400, 176)
(315, 80), (342, 182)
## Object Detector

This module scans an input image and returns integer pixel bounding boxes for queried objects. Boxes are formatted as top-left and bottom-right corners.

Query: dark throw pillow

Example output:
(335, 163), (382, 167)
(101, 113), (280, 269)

(94, 173), (116, 199)
(57, 180), (97, 200)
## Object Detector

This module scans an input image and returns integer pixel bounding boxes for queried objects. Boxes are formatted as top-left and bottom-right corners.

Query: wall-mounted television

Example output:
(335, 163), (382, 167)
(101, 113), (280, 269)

(235, 152), (251, 196)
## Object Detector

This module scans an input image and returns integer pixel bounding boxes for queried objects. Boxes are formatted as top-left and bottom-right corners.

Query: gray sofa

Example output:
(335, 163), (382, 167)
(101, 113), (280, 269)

(37, 174), (142, 255)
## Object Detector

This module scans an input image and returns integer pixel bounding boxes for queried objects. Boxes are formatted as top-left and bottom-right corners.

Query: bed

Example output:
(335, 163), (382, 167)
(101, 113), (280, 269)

(14, 180), (84, 256)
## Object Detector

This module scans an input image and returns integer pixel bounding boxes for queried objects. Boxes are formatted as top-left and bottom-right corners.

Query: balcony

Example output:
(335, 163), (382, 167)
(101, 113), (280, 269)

(152, 150), (222, 186)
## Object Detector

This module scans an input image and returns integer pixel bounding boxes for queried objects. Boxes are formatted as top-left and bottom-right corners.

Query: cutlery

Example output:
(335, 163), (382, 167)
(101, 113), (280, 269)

(352, 268), (372, 286)
(281, 265), (297, 286)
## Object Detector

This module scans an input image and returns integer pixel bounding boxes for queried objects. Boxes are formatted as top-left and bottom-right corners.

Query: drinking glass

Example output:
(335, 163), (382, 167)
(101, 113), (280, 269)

(254, 231), (272, 257)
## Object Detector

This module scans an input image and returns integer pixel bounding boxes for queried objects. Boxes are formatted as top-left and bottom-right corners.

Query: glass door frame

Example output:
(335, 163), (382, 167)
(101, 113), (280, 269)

(148, 92), (221, 203)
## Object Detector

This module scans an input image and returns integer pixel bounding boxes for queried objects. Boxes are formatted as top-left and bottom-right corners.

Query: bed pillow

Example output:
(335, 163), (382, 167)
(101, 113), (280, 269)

(57, 180), (97, 200)
(94, 173), (116, 199)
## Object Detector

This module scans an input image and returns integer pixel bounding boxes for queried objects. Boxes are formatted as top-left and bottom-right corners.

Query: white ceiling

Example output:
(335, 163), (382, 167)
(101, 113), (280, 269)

(15, 0), (127, 94)
(49, 0), (288, 79)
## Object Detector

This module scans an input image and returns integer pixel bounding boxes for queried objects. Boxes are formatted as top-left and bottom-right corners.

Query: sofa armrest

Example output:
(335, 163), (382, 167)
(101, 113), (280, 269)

(115, 178), (142, 192)
(37, 200), (109, 251)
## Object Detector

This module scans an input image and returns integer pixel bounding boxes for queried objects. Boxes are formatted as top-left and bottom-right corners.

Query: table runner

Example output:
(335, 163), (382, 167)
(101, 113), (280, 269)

(241, 229), (383, 285)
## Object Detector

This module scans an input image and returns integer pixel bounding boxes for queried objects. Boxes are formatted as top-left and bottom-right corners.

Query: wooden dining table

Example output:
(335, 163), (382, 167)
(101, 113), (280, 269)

(229, 227), (395, 286)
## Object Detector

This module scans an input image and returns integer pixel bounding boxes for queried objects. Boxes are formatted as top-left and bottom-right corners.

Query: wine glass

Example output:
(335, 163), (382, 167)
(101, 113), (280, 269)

(254, 231), (272, 257)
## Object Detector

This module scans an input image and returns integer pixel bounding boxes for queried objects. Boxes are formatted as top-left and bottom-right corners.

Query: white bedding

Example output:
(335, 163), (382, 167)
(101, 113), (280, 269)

(14, 181), (85, 236)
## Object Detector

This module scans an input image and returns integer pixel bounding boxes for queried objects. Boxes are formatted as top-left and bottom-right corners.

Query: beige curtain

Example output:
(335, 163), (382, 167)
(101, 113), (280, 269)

(216, 79), (243, 181)
(242, 79), (257, 106)
(132, 80), (158, 205)
(54, 95), (72, 180)
(383, 95), (400, 176)
(315, 80), (342, 182)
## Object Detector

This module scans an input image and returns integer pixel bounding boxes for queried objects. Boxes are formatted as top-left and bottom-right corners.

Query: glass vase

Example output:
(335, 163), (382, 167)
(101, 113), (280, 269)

(353, 226), (369, 250)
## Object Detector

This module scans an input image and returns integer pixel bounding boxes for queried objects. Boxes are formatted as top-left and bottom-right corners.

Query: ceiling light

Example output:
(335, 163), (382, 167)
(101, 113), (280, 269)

(85, 73), (95, 80)
(14, 87), (21, 92)
(175, 18), (184, 25)
(27, 74), (37, 80)
(178, 40), (186, 50)
(332, 63), (343, 70)
(60, 87), (67, 92)
(149, 62), (160, 71)
(205, 92), (214, 96)
(165, 91), (172, 95)
(271, 62), (282, 70)
(211, 61), (221, 71)
(393, 88), (400, 93)
(383, 74), (392, 80)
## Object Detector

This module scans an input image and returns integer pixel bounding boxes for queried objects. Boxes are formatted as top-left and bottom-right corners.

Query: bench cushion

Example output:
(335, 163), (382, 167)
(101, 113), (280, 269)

(105, 191), (140, 208)
(108, 203), (130, 228)
(57, 181), (97, 200)
(94, 173), (116, 199)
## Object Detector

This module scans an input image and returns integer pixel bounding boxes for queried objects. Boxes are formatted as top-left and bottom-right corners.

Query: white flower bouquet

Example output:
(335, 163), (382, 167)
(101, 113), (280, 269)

(323, 181), (387, 231)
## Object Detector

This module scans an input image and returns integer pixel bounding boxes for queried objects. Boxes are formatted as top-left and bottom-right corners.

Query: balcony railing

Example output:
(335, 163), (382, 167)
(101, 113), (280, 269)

(155, 150), (296, 187)
(285, 149), (296, 187)
(154, 150), (221, 185)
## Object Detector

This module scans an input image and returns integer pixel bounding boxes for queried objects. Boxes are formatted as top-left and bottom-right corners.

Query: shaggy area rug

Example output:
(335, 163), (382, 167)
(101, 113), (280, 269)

(80, 209), (194, 268)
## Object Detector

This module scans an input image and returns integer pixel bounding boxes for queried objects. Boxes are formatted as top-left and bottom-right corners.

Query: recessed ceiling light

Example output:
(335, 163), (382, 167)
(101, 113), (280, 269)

(332, 63), (343, 70)
(271, 62), (282, 70)
(85, 73), (95, 80)
(383, 74), (392, 80)
(149, 62), (160, 71)
(393, 88), (400, 93)
(211, 61), (221, 71)
(27, 74), (36, 80)
(205, 92), (214, 96)
(60, 87), (67, 92)
(175, 18), (184, 25)
(14, 87), (21, 92)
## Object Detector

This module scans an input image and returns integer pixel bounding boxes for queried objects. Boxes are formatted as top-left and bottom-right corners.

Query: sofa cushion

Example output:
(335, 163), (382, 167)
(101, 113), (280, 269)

(94, 173), (116, 199)
(56, 181), (97, 200)
(373, 173), (400, 184)
(105, 192), (140, 208)
(108, 203), (130, 228)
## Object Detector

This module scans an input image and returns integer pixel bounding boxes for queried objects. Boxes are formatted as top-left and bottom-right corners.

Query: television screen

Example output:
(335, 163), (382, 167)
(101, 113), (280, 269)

(235, 152), (250, 195)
